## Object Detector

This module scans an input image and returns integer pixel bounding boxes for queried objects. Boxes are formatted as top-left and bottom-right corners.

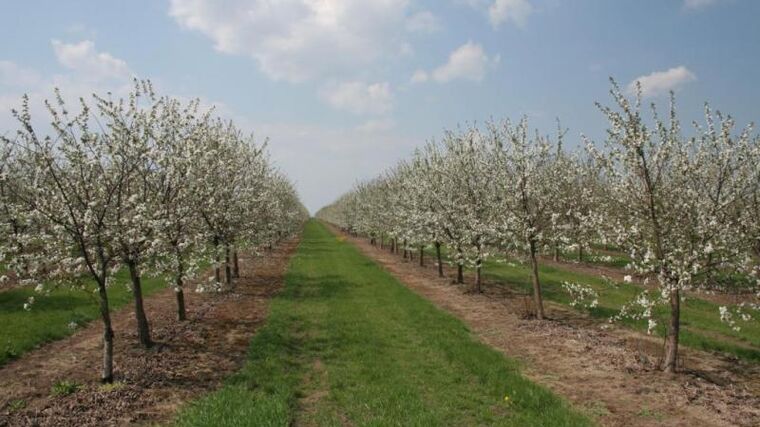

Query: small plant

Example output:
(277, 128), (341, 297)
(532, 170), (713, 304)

(3, 341), (19, 361)
(98, 381), (126, 393)
(637, 407), (664, 421)
(584, 401), (611, 418)
(51, 380), (82, 397)
(7, 399), (26, 412)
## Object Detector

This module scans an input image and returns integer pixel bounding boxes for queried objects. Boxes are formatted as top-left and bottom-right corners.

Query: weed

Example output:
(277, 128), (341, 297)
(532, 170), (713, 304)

(51, 380), (82, 397)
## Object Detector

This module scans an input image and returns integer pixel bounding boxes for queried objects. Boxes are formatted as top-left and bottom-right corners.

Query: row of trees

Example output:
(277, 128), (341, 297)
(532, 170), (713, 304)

(0, 81), (308, 382)
(316, 81), (760, 373)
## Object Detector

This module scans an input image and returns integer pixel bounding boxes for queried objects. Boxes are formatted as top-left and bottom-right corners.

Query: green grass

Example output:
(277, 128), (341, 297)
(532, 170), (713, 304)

(424, 245), (760, 362)
(172, 221), (591, 426)
(554, 248), (631, 268)
(0, 269), (165, 366)
(487, 259), (759, 360)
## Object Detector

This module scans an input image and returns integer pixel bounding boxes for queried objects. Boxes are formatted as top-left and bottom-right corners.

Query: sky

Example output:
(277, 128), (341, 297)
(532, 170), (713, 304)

(1, 0), (759, 213)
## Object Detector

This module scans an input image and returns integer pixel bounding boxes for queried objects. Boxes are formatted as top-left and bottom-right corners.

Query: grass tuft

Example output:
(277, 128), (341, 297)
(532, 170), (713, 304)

(6, 399), (26, 412)
(51, 380), (82, 397)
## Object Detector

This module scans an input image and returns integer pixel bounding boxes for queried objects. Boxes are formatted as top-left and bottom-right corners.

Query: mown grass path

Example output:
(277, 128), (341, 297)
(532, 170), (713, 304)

(173, 220), (590, 426)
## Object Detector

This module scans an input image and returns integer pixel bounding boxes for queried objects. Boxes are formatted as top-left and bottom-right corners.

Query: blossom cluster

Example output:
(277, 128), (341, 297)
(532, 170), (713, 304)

(561, 281), (599, 309)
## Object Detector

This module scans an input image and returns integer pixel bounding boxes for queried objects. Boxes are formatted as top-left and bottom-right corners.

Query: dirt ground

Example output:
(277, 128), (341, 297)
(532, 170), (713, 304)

(0, 237), (299, 427)
(339, 230), (760, 427)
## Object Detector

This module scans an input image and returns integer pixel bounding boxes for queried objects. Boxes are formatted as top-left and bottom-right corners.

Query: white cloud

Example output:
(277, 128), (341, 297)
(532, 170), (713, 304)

(399, 42), (415, 57)
(414, 42), (497, 84)
(0, 61), (42, 87)
(169, 0), (418, 83)
(1, 40), (137, 132)
(683, 0), (719, 10)
(627, 66), (697, 98)
(406, 11), (441, 33)
(410, 69), (429, 83)
(321, 81), (393, 115)
(489, 0), (532, 28)
(51, 39), (131, 82)
(0, 35), (409, 215)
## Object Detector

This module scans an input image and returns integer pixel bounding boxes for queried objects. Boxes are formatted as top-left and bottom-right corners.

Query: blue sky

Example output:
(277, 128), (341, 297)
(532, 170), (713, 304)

(1, 0), (759, 212)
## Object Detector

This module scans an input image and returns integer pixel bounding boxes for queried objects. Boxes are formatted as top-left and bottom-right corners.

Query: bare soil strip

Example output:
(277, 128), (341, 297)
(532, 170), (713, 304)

(338, 229), (760, 427)
(0, 237), (299, 427)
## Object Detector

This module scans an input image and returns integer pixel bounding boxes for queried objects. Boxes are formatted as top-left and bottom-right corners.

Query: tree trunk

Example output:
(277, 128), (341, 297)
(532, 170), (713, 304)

(474, 258), (482, 293)
(529, 239), (545, 320)
(225, 245), (232, 288)
(456, 246), (464, 284)
(435, 242), (443, 277)
(96, 279), (114, 383)
(578, 245), (583, 262)
(175, 256), (187, 321)
(175, 283), (186, 321)
(553, 245), (560, 262)
(380, 235), (384, 249)
(403, 239), (408, 259)
(127, 261), (153, 348)
(419, 246), (424, 267)
(214, 238), (221, 284)
(233, 250), (240, 278)
(662, 288), (681, 372)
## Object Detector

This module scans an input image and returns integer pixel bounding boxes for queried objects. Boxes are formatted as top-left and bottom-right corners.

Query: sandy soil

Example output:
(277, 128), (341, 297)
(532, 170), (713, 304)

(338, 228), (760, 427)
(0, 237), (299, 427)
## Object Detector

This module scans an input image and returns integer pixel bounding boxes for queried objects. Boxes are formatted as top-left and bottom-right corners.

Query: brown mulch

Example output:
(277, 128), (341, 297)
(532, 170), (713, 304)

(0, 237), (299, 427)
(337, 229), (760, 427)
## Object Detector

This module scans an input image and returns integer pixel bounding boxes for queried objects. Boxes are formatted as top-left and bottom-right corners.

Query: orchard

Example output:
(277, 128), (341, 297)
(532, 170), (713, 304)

(0, 81), (308, 383)
(2, 2), (760, 424)
(317, 81), (760, 373)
